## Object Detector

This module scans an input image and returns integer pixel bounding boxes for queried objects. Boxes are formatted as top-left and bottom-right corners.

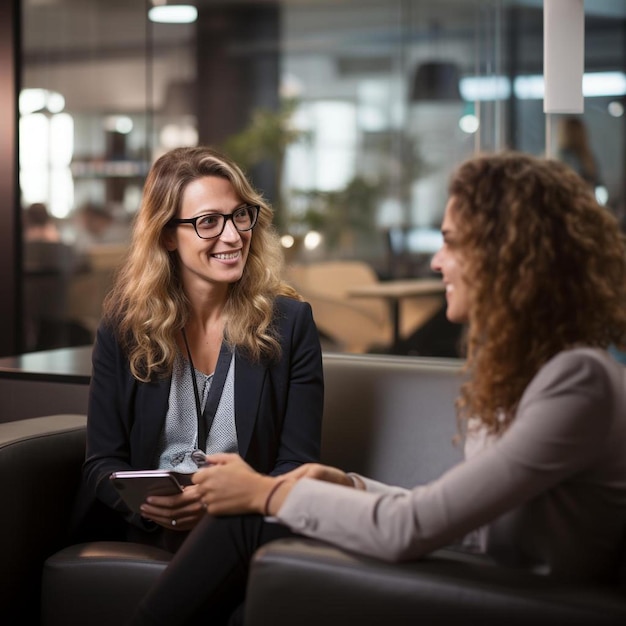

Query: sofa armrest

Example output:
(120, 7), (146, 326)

(0, 414), (87, 621)
(244, 538), (626, 626)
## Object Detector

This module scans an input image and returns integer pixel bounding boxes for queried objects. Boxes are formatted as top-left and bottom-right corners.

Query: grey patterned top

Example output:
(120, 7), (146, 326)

(157, 350), (238, 473)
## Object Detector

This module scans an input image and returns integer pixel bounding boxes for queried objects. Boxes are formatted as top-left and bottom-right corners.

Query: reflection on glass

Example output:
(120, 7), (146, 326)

(17, 0), (626, 358)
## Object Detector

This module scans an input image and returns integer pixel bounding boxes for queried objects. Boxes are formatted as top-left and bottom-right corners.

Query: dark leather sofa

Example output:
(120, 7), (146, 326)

(244, 539), (626, 626)
(2, 352), (625, 625)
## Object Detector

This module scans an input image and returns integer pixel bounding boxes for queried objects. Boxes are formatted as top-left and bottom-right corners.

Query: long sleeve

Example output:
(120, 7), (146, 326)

(82, 322), (150, 526)
(269, 298), (324, 475)
(277, 348), (626, 581)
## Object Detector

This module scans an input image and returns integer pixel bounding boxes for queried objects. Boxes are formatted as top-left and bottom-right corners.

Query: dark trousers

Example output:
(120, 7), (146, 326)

(128, 514), (294, 626)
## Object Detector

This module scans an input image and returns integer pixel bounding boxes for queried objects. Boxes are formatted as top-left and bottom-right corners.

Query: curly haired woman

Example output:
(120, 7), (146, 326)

(129, 152), (626, 624)
(74, 146), (323, 552)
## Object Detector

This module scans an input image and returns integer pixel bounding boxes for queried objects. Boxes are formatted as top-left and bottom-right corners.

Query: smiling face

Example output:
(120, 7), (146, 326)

(165, 175), (253, 296)
(430, 197), (470, 324)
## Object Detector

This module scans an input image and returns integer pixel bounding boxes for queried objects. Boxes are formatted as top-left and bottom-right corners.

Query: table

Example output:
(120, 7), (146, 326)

(347, 278), (445, 352)
(0, 346), (92, 422)
(0, 345), (92, 383)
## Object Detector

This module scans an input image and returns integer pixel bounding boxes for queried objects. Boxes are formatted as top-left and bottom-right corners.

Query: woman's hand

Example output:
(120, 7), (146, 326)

(190, 456), (361, 519)
(139, 484), (206, 531)
(192, 453), (275, 516)
(282, 463), (360, 488)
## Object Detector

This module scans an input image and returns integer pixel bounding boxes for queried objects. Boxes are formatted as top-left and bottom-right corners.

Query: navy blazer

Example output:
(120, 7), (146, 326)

(79, 296), (323, 530)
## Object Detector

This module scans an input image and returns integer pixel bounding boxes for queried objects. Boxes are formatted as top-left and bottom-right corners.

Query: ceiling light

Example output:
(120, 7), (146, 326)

(460, 72), (626, 102)
(148, 5), (197, 24)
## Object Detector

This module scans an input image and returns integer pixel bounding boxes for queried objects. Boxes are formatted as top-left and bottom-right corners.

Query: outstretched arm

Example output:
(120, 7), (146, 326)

(192, 454), (363, 516)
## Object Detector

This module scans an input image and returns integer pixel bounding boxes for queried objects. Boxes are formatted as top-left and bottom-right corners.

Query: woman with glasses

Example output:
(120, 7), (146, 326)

(129, 151), (626, 625)
(74, 146), (323, 553)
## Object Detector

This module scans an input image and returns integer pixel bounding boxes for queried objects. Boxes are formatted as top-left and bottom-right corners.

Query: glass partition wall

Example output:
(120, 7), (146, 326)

(18, 0), (626, 357)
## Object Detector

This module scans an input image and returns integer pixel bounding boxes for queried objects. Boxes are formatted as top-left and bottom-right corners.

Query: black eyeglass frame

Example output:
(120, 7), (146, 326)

(168, 204), (260, 239)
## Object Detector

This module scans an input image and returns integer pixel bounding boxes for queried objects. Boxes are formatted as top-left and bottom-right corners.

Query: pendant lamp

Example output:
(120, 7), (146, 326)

(410, 60), (461, 102)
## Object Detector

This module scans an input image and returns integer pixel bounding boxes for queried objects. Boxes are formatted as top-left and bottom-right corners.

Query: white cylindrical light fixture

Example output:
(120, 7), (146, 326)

(544, 0), (584, 114)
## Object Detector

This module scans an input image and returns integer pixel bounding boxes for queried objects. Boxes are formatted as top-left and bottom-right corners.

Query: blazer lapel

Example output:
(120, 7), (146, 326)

(235, 354), (266, 458)
(135, 375), (171, 468)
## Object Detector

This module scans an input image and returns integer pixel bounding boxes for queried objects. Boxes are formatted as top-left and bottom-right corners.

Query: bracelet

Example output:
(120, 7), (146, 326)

(348, 473), (365, 490)
(263, 480), (286, 516)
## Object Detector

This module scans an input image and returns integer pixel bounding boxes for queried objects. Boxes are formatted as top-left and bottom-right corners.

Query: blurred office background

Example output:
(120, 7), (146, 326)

(1, 0), (625, 358)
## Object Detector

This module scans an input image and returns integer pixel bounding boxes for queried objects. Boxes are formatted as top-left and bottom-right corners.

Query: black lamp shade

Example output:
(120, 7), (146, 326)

(411, 61), (461, 102)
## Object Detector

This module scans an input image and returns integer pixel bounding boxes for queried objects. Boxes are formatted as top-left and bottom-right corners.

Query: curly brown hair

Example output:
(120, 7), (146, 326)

(449, 151), (626, 435)
(103, 146), (300, 382)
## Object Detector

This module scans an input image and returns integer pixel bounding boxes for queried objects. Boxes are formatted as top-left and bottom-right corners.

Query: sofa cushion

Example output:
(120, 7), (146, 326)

(41, 541), (171, 626)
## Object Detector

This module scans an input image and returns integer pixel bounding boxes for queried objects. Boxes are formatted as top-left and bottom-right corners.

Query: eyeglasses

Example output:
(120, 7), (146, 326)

(168, 204), (260, 239)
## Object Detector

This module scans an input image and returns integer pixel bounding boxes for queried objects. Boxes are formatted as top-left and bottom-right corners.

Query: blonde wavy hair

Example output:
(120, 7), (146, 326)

(449, 151), (626, 435)
(102, 146), (300, 382)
